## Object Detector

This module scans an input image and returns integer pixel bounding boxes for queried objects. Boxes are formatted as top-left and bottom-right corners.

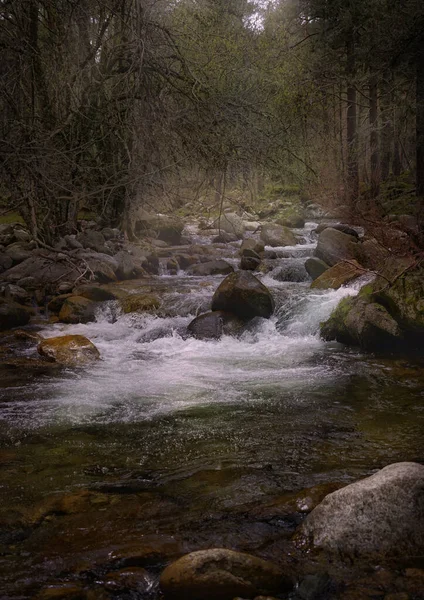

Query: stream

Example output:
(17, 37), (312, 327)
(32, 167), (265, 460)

(0, 223), (423, 598)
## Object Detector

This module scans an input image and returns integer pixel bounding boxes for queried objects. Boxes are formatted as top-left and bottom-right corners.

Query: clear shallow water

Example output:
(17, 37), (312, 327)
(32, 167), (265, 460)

(0, 225), (423, 597)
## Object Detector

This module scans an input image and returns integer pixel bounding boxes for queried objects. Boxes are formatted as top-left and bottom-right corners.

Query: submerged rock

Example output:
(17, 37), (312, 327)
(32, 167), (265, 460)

(212, 271), (274, 320)
(187, 311), (245, 340)
(159, 548), (290, 600)
(300, 462), (424, 559)
(311, 260), (363, 290)
(38, 335), (100, 366)
(0, 298), (31, 330)
(260, 224), (297, 247)
(314, 228), (359, 267)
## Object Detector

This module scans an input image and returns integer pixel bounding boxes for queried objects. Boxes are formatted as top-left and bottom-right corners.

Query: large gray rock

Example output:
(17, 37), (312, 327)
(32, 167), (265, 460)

(301, 462), (424, 559)
(260, 224), (297, 247)
(0, 298), (31, 331)
(77, 251), (118, 283)
(315, 223), (359, 238)
(211, 271), (274, 320)
(159, 548), (290, 600)
(212, 213), (245, 239)
(2, 255), (80, 286)
(187, 260), (234, 277)
(314, 227), (359, 267)
(187, 311), (245, 340)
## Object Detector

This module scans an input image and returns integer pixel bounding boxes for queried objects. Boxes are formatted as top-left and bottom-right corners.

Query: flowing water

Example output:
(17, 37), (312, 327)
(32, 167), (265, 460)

(0, 223), (423, 597)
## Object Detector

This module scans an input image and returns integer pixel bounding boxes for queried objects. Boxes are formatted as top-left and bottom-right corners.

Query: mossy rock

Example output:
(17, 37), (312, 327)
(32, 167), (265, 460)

(120, 294), (160, 314)
(320, 295), (404, 351)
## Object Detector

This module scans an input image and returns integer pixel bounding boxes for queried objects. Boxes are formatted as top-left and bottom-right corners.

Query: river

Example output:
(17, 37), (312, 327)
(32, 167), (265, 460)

(0, 223), (423, 598)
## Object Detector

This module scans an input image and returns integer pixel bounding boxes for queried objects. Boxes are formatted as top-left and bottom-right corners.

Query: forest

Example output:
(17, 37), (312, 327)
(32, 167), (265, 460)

(1, 0), (423, 245)
(1, 2), (424, 600)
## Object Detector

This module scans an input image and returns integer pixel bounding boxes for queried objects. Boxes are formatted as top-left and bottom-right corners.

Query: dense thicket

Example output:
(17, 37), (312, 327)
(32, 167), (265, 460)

(1, 0), (423, 245)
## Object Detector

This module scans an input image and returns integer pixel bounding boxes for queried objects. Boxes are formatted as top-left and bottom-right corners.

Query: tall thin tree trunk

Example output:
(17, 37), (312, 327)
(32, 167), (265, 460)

(346, 35), (359, 210)
(380, 73), (393, 181)
(369, 75), (380, 198)
(416, 40), (424, 238)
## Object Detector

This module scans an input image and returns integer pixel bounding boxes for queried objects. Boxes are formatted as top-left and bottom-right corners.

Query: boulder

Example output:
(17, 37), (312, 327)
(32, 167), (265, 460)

(314, 228), (359, 267)
(2, 255), (80, 286)
(260, 224), (297, 247)
(120, 294), (160, 314)
(273, 262), (309, 283)
(0, 283), (31, 304)
(76, 230), (106, 252)
(320, 262), (424, 350)
(277, 214), (305, 228)
(243, 220), (261, 232)
(5, 242), (34, 264)
(47, 294), (72, 314)
(187, 260), (234, 277)
(240, 256), (260, 271)
(311, 260), (363, 290)
(38, 335), (100, 366)
(212, 213), (245, 239)
(320, 295), (404, 351)
(240, 238), (265, 256)
(64, 234), (83, 250)
(159, 548), (290, 600)
(212, 232), (238, 243)
(187, 311), (245, 340)
(0, 253), (13, 273)
(58, 296), (97, 324)
(135, 211), (184, 245)
(77, 251), (118, 283)
(72, 285), (117, 302)
(300, 462), (424, 559)
(0, 298), (31, 331)
(372, 262), (424, 341)
(315, 223), (359, 238)
(114, 250), (145, 280)
(211, 271), (274, 320)
(304, 257), (329, 280)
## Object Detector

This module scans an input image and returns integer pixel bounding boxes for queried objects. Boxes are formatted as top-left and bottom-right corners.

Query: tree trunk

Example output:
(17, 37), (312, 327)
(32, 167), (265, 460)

(416, 40), (424, 238)
(346, 35), (359, 210)
(380, 73), (393, 181)
(369, 75), (380, 197)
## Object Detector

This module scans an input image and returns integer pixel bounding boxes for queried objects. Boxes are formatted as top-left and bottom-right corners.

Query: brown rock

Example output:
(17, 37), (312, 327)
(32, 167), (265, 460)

(310, 260), (363, 290)
(38, 335), (100, 366)
(159, 548), (290, 600)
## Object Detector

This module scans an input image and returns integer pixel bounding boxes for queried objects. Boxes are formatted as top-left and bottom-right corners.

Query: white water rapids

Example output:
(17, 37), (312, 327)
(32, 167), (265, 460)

(2, 223), (368, 430)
